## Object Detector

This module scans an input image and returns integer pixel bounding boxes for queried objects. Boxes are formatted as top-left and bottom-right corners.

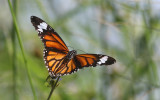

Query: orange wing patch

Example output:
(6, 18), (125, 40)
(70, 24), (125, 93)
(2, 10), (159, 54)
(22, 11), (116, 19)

(48, 60), (56, 68)
(66, 59), (76, 73)
(51, 60), (61, 72)
(47, 51), (66, 61)
(43, 34), (68, 52)
(75, 54), (97, 67)
(46, 42), (65, 51)
(52, 34), (67, 50)
(55, 64), (67, 74)
(50, 59), (77, 76)
(43, 35), (55, 41)
(45, 40), (68, 52)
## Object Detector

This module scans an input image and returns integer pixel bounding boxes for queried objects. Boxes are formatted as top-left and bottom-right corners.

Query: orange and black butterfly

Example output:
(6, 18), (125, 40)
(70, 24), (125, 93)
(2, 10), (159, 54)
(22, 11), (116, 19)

(31, 16), (116, 78)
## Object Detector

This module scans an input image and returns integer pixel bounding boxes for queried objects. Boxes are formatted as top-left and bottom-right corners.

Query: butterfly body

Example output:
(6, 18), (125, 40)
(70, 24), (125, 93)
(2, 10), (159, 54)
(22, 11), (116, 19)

(66, 50), (77, 60)
(31, 16), (116, 78)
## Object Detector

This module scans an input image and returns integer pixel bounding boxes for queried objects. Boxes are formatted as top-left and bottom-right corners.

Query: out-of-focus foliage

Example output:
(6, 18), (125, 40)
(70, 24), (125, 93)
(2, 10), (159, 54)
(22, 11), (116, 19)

(0, 0), (160, 100)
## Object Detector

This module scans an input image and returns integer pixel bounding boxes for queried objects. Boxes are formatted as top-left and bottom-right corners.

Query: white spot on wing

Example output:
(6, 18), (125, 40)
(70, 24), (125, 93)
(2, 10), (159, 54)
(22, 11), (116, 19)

(97, 61), (102, 65)
(97, 56), (108, 65)
(38, 28), (43, 32)
(37, 22), (48, 32)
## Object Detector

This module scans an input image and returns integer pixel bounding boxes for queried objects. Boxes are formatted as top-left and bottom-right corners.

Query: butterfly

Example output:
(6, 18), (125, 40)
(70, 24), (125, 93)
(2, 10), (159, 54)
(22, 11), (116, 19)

(30, 16), (116, 78)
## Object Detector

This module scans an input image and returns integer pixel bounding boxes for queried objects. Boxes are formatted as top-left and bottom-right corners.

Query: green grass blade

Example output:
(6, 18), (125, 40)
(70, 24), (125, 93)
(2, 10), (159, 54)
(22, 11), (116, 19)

(11, 0), (18, 99)
(8, 0), (37, 100)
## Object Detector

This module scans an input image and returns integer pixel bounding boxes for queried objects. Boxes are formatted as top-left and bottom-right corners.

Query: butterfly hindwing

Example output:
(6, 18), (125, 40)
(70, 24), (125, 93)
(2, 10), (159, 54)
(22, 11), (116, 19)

(54, 59), (78, 76)
(44, 51), (78, 76)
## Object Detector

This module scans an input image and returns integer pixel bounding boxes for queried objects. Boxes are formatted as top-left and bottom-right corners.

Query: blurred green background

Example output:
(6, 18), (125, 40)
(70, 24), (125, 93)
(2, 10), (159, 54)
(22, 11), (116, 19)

(0, 0), (160, 100)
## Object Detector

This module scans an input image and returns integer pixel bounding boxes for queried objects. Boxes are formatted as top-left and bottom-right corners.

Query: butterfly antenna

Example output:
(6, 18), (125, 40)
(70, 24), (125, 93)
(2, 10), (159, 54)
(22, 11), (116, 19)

(68, 46), (87, 54)
(76, 49), (87, 54)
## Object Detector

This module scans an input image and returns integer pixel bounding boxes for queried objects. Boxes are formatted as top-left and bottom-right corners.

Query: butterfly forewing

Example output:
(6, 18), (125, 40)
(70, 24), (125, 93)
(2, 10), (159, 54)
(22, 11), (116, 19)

(30, 16), (69, 53)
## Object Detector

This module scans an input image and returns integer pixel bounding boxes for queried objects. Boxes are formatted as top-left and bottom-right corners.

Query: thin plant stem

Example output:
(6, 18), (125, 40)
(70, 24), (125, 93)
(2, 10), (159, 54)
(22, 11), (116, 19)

(11, 0), (18, 99)
(47, 76), (60, 100)
(8, 0), (37, 100)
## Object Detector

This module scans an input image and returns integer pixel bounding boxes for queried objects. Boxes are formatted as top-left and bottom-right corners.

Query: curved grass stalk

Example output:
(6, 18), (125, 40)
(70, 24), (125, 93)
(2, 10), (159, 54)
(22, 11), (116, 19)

(47, 76), (60, 100)
(8, 0), (37, 100)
